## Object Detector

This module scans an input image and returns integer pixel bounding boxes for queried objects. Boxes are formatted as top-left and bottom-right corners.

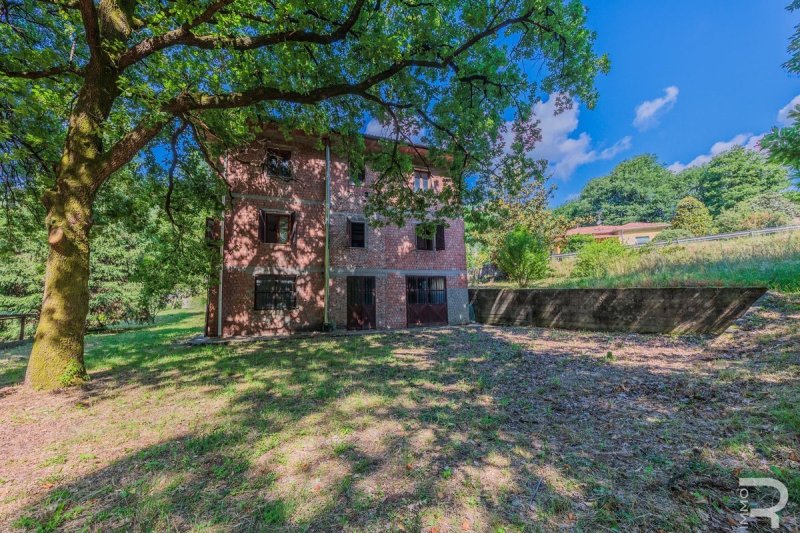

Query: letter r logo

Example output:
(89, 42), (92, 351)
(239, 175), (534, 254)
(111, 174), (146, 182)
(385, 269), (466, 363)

(739, 478), (789, 529)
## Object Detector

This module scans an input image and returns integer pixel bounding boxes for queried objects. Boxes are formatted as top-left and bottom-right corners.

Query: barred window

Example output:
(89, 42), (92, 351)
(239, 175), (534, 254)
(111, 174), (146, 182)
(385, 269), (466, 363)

(264, 149), (292, 180)
(349, 220), (366, 248)
(405, 276), (447, 305)
(254, 275), (297, 310)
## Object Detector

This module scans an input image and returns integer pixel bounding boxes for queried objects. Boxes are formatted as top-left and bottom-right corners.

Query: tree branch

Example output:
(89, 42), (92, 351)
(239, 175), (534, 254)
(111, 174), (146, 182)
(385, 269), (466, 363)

(0, 63), (82, 79)
(118, 0), (367, 70)
(78, 0), (101, 60)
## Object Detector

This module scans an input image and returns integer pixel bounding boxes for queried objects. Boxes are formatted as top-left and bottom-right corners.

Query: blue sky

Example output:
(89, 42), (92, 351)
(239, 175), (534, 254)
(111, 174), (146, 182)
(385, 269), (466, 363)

(545, 0), (800, 206)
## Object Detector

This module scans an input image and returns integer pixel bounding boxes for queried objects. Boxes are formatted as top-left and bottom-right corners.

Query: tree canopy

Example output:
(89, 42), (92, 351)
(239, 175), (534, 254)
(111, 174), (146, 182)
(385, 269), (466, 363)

(1, 0), (607, 389)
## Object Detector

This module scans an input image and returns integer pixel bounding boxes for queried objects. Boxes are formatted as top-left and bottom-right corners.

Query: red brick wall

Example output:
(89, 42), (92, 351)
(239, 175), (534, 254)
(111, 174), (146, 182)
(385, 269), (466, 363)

(207, 133), (468, 337)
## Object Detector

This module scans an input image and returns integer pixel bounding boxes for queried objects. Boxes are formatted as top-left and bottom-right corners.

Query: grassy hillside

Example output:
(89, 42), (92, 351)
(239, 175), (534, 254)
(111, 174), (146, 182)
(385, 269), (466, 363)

(528, 232), (800, 291)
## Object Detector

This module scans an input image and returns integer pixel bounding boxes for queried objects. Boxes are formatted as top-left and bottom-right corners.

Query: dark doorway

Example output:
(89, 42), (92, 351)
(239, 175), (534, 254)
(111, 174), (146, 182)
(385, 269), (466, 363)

(406, 276), (448, 326)
(346, 276), (376, 330)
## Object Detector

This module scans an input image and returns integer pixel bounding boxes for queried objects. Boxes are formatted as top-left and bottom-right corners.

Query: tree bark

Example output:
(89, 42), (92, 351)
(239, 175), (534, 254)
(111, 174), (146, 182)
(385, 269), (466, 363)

(25, 184), (93, 390)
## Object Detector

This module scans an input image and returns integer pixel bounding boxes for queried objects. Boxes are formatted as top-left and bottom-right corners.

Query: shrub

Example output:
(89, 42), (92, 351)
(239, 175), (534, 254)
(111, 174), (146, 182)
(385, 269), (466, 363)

(671, 196), (713, 236)
(653, 228), (694, 242)
(495, 227), (550, 287)
(715, 191), (799, 233)
(572, 239), (629, 278)
(561, 234), (595, 253)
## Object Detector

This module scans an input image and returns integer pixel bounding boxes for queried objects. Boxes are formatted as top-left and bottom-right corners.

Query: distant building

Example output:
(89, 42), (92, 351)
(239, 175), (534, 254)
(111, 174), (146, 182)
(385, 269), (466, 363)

(555, 222), (671, 253)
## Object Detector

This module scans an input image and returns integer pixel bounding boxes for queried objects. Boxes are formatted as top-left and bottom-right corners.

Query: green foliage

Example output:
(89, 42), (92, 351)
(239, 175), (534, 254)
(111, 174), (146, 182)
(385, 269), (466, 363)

(495, 227), (550, 287)
(555, 155), (686, 225)
(552, 233), (800, 292)
(715, 192), (799, 233)
(670, 196), (713, 236)
(562, 234), (596, 253)
(572, 239), (629, 279)
(695, 147), (790, 216)
(653, 228), (694, 242)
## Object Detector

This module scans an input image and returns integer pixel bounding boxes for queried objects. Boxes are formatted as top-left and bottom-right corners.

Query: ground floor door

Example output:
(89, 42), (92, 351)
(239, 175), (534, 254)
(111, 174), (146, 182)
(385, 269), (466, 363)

(406, 276), (448, 327)
(346, 276), (376, 330)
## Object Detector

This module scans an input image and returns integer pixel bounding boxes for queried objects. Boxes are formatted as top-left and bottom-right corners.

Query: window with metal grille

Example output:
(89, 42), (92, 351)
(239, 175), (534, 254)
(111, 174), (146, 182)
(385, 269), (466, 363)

(413, 170), (431, 191)
(264, 149), (292, 180)
(258, 211), (294, 244)
(348, 220), (366, 248)
(416, 224), (445, 250)
(254, 275), (297, 310)
(405, 276), (446, 305)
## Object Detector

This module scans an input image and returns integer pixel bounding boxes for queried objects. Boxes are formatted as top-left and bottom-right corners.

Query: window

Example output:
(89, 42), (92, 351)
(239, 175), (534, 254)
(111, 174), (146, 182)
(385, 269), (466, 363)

(348, 220), (366, 248)
(349, 162), (366, 186)
(264, 149), (292, 181)
(416, 224), (445, 251)
(635, 236), (651, 245)
(258, 211), (294, 244)
(255, 275), (297, 310)
(413, 170), (431, 191)
(406, 276), (447, 305)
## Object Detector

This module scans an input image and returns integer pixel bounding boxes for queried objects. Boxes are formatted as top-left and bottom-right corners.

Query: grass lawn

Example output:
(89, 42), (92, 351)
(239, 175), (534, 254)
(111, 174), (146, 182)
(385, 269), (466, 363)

(479, 232), (800, 292)
(0, 296), (798, 531)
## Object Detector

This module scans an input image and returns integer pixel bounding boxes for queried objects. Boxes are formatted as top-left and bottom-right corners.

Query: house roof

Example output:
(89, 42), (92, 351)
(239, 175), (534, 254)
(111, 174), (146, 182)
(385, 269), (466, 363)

(565, 222), (671, 237)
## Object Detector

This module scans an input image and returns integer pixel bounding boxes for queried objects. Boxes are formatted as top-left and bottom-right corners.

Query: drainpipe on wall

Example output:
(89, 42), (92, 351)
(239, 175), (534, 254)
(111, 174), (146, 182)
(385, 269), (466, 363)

(217, 154), (228, 337)
(323, 138), (332, 329)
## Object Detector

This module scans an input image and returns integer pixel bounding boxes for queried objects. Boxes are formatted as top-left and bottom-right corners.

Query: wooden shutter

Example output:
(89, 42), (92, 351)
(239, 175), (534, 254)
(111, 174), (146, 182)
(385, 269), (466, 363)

(435, 224), (445, 250)
(289, 212), (297, 243)
(258, 210), (266, 242)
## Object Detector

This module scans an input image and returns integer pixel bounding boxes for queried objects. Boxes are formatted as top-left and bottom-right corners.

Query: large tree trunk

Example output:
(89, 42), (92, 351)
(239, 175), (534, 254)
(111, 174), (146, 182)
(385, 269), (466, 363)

(25, 184), (93, 390)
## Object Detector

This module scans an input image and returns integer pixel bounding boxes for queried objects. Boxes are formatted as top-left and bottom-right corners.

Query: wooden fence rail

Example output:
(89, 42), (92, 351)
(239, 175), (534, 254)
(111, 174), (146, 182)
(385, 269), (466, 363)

(0, 313), (38, 342)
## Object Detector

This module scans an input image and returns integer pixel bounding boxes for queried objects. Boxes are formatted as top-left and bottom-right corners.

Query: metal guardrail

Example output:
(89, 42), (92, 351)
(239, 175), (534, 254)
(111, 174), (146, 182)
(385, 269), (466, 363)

(550, 224), (800, 260)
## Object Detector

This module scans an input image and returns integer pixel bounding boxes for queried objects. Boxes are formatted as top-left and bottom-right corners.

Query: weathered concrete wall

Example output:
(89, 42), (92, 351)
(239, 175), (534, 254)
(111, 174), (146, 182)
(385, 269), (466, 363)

(469, 287), (767, 335)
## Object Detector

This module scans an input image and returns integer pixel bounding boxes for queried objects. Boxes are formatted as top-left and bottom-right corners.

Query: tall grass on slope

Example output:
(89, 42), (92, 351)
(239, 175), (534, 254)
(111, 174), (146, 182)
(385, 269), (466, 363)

(552, 232), (800, 292)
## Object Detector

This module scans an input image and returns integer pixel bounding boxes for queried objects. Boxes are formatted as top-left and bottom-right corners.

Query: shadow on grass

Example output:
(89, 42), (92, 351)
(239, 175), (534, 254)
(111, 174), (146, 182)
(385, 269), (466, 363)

(7, 298), (799, 531)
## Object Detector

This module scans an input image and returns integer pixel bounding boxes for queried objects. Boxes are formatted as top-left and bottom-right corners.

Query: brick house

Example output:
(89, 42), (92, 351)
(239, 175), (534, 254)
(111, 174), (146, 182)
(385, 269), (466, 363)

(205, 129), (469, 337)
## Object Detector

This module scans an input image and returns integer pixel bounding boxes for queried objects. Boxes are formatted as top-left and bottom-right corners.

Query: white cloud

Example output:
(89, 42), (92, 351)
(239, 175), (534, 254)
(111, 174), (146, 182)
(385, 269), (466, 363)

(667, 132), (763, 172)
(523, 95), (632, 180)
(777, 94), (800, 126)
(365, 118), (392, 137)
(633, 86), (679, 131)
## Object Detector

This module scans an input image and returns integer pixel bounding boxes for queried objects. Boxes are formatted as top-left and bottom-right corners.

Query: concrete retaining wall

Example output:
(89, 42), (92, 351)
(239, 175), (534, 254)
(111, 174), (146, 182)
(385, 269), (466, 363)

(468, 287), (767, 335)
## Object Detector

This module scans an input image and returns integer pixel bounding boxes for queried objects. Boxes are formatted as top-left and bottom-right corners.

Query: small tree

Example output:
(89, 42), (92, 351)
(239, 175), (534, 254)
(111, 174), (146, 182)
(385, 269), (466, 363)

(671, 196), (713, 236)
(495, 227), (550, 287)
(571, 238), (628, 279)
(562, 234), (595, 253)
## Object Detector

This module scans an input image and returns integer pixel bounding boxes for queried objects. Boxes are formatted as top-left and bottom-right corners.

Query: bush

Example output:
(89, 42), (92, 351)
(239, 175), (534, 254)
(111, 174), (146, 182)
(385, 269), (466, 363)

(572, 239), (629, 278)
(561, 234), (595, 253)
(495, 227), (550, 286)
(653, 228), (694, 242)
(715, 191), (799, 233)
(671, 196), (713, 236)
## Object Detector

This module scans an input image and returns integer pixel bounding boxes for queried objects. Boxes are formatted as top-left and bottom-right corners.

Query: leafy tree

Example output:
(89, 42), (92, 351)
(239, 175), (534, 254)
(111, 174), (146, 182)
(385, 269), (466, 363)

(556, 155), (687, 225)
(0, 0), (606, 389)
(495, 227), (550, 287)
(571, 238), (628, 278)
(762, 1), (800, 177)
(715, 191), (799, 233)
(670, 196), (713, 236)
(696, 146), (790, 216)
(561, 234), (595, 253)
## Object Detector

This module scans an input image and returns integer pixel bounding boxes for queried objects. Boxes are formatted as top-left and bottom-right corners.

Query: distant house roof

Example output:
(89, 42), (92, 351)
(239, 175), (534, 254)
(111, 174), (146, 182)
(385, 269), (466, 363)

(565, 222), (671, 237)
